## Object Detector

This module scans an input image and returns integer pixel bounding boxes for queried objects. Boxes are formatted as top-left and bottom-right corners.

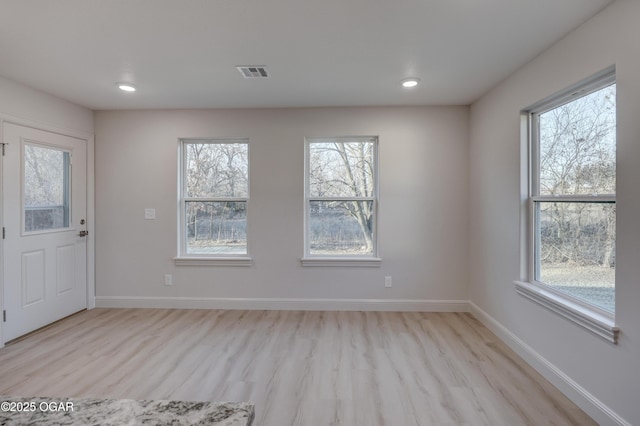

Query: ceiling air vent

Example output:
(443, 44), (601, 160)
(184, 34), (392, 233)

(236, 66), (269, 78)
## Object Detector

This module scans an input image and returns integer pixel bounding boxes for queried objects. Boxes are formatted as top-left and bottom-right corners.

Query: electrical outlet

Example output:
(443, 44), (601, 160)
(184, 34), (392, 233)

(164, 274), (173, 286)
(145, 208), (156, 220)
(384, 276), (392, 288)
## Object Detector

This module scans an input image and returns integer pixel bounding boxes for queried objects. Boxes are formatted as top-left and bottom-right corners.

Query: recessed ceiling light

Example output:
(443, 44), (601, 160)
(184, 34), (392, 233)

(116, 82), (136, 92)
(401, 78), (421, 88)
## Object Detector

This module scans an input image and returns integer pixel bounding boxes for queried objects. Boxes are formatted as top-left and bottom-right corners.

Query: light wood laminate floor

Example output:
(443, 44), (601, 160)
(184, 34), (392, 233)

(0, 309), (595, 425)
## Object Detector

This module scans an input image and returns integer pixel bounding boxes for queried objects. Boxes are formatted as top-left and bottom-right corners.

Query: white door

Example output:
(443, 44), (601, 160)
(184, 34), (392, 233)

(2, 123), (87, 342)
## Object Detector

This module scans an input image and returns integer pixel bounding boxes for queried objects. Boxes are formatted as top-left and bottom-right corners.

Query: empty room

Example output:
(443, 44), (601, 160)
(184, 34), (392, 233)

(0, 0), (638, 424)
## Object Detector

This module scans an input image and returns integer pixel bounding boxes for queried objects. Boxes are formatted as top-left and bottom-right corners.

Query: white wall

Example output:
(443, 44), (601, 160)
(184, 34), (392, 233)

(0, 75), (93, 134)
(94, 106), (469, 308)
(469, 1), (639, 424)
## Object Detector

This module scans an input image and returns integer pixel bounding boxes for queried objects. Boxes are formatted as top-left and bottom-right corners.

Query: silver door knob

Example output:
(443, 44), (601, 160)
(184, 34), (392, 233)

(78, 230), (89, 237)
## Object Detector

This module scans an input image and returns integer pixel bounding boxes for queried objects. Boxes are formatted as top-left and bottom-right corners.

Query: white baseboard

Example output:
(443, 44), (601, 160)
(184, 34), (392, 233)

(468, 301), (630, 426)
(95, 296), (469, 312)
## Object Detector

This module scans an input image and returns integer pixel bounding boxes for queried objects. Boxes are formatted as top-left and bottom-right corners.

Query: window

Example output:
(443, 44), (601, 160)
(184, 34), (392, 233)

(177, 139), (250, 264)
(24, 143), (71, 232)
(303, 137), (380, 265)
(517, 69), (618, 342)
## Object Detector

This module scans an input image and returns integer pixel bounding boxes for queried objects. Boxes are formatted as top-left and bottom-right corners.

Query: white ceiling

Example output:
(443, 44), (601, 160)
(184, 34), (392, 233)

(0, 0), (614, 110)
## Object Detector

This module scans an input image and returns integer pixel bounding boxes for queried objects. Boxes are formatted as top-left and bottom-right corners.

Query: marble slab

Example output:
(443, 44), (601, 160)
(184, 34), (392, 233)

(0, 396), (254, 425)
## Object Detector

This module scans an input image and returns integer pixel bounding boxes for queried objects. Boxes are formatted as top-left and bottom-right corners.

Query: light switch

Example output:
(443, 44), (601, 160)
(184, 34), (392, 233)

(144, 208), (156, 220)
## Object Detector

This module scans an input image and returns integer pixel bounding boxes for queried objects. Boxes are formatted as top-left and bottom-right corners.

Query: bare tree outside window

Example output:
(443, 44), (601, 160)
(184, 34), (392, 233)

(534, 83), (616, 312)
(24, 144), (70, 232)
(183, 140), (248, 255)
(307, 137), (377, 256)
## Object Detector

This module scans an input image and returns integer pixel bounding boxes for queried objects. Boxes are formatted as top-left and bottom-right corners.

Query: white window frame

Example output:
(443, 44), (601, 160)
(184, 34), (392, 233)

(175, 138), (251, 266)
(515, 67), (618, 343)
(301, 136), (381, 267)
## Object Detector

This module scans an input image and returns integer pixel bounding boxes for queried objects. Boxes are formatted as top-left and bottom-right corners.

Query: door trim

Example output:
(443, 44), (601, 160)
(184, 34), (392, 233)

(0, 113), (95, 347)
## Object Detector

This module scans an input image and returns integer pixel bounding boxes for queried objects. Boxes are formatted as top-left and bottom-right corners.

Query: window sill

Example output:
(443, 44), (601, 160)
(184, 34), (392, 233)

(300, 257), (382, 267)
(514, 281), (619, 344)
(174, 257), (252, 267)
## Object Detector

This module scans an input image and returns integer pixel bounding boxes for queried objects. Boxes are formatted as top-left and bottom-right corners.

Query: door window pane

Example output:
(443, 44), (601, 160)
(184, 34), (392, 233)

(24, 144), (70, 232)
